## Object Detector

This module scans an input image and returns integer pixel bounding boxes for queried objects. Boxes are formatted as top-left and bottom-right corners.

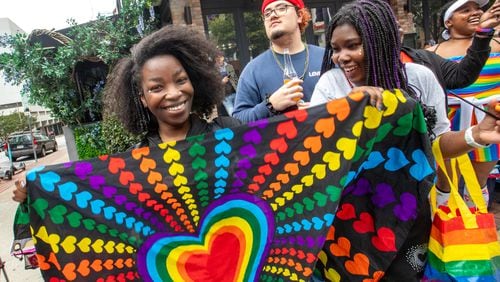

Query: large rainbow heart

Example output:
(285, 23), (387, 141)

(137, 194), (274, 281)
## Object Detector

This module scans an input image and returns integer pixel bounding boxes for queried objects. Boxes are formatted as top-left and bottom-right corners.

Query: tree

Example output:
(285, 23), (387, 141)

(0, 0), (158, 127)
(0, 112), (36, 141)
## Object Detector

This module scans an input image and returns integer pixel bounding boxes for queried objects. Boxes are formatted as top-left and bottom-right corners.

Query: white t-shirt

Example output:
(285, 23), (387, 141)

(310, 63), (450, 137)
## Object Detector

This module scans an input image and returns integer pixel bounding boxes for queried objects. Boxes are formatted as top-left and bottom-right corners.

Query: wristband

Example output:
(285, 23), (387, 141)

(475, 27), (495, 37)
(265, 94), (281, 115)
(465, 126), (490, 148)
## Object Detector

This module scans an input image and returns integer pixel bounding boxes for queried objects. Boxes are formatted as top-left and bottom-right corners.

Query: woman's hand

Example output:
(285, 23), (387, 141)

(350, 86), (385, 111)
(479, 0), (500, 29)
(12, 179), (28, 203)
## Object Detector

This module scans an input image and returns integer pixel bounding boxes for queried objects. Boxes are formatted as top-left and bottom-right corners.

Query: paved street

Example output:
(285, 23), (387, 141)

(0, 135), (68, 282)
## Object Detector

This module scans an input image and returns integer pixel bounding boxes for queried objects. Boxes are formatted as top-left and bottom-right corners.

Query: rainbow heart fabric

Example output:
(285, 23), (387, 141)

(21, 90), (434, 281)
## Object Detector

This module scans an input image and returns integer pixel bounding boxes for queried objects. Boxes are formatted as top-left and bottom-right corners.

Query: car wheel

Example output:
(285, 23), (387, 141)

(40, 147), (46, 157)
(53, 143), (58, 152)
(5, 171), (11, 180)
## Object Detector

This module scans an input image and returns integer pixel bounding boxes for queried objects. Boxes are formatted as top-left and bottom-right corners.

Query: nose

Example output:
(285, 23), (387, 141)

(333, 50), (351, 65)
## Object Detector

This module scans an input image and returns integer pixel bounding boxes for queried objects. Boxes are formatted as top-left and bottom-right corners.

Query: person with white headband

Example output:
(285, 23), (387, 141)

(427, 0), (500, 208)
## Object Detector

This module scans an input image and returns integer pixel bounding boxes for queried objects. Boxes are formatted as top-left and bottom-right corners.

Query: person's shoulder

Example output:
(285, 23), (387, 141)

(212, 116), (243, 128)
(405, 62), (434, 74)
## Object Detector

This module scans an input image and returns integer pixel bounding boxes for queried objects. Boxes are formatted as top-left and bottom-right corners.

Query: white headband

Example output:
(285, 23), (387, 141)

(443, 0), (489, 26)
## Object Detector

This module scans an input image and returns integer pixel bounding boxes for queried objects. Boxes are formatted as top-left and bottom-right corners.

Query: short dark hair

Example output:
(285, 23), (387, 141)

(103, 25), (224, 135)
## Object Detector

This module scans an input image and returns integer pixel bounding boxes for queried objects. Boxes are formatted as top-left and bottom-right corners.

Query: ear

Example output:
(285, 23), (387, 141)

(444, 19), (452, 30)
(140, 94), (148, 108)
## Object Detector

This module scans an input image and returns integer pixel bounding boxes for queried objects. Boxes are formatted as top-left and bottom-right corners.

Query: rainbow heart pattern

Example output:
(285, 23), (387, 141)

(19, 90), (434, 281)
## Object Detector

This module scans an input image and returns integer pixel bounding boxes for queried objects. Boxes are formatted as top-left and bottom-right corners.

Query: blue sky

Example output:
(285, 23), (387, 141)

(0, 0), (116, 33)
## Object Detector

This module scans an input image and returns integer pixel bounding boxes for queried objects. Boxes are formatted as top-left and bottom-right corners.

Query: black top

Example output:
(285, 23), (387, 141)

(133, 115), (242, 148)
(401, 35), (492, 91)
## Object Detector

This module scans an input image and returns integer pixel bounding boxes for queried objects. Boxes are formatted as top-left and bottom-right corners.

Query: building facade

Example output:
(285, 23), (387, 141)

(0, 18), (62, 136)
(163, 0), (416, 74)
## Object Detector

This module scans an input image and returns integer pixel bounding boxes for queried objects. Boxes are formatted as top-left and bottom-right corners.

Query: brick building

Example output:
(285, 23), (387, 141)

(159, 0), (416, 72)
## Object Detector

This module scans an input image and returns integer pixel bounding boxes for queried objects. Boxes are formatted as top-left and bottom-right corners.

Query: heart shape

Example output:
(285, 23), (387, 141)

(385, 147), (410, 171)
(277, 120), (297, 139)
(60, 236), (78, 254)
(409, 149), (433, 181)
(108, 157), (125, 174)
(336, 138), (357, 160)
(303, 135), (322, 153)
(329, 237), (351, 257)
(188, 143), (206, 157)
(371, 227), (397, 252)
(49, 205), (67, 224)
(215, 140), (232, 155)
(58, 182), (78, 201)
(345, 253), (370, 276)
(363, 106), (383, 129)
(393, 112), (413, 136)
(137, 194), (274, 282)
(239, 144), (256, 158)
(140, 157), (156, 173)
(214, 128), (235, 141)
(326, 97), (350, 121)
(39, 171), (61, 192)
(293, 151), (310, 166)
(163, 148), (181, 163)
(132, 146), (150, 159)
(270, 137), (288, 154)
(89, 176), (105, 190)
(336, 203), (356, 221)
(315, 117), (335, 138)
(393, 192), (417, 221)
(371, 183), (396, 208)
(243, 129), (262, 144)
(353, 212), (375, 234)
(74, 162), (93, 179)
(284, 108), (308, 122)
(322, 152), (341, 171)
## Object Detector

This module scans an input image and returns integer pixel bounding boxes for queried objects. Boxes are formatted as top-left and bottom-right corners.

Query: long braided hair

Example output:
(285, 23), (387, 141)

(321, 0), (437, 134)
(103, 25), (224, 135)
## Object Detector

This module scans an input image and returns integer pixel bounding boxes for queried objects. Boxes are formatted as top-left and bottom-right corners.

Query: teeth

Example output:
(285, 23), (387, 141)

(164, 101), (185, 111)
(344, 66), (357, 73)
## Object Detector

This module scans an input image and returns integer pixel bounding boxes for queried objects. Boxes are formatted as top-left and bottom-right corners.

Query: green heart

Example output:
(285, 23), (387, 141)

(276, 211), (286, 222)
(82, 218), (96, 231)
(194, 170), (208, 181)
(198, 189), (209, 196)
(96, 224), (108, 234)
(109, 228), (119, 238)
(128, 235), (138, 245)
(15, 205), (30, 225)
(188, 143), (206, 157)
(48, 205), (67, 224)
(353, 146), (365, 162)
(197, 182), (209, 190)
(293, 202), (304, 215)
(31, 198), (49, 220)
(413, 107), (428, 133)
(326, 185), (342, 202)
(375, 123), (393, 142)
(119, 232), (129, 242)
(303, 197), (315, 211)
(66, 212), (83, 228)
(192, 157), (207, 170)
(313, 192), (327, 207)
(201, 201), (209, 207)
(285, 207), (295, 218)
(186, 135), (204, 143)
(394, 112), (413, 136)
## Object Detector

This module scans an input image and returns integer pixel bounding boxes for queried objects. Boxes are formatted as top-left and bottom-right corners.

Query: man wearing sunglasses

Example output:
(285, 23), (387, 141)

(233, 0), (324, 122)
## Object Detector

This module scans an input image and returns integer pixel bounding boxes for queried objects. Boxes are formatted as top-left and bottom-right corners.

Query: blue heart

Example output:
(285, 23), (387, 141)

(215, 168), (229, 179)
(103, 206), (117, 220)
(292, 222), (302, 232)
(58, 182), (77, 201)
(284, 224), (292, 234)
(125, 217), (136, 229)
(214, 179), (226, 188)
(75, 191), (92, 208)
(214, 128), (234, 141)
(323, 213), (334, 225)
(277, 227), (284, 234)
(410, 149), (434, 181)
(312, 217), (324, 230)
(300, 219), (312, 231)
(90, 199), (105, 214)
(215, 155), (230, 168)
(134, 221), (144, 233)
(115, 212), (127, 224)
(214, 187), (225, 195)
(361, 151), (385, 170)
(26, 166), (45, 182)
(384, 147), (410, 171)
(142, 226), (152, 236)
(214, 140), (232, 154)
(39, 171), (61, 192)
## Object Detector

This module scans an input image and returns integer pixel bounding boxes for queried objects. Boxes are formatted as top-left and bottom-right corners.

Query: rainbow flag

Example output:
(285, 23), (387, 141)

(20, 90), (434, 281)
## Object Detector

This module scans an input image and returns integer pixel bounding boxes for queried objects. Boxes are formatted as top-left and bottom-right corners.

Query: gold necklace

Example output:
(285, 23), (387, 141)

(271, 43), (309, 79)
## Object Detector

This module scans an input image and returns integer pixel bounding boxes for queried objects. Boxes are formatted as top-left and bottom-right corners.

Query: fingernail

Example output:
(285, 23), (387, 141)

(378, 104), (384, 111)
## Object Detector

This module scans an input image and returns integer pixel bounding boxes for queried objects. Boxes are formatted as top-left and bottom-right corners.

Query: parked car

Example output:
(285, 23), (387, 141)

(0, 161), (26, 180)
(4, 132), (58, 161)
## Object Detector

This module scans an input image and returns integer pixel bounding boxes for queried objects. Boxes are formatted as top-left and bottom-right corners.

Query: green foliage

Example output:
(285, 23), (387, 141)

(0, 0), (158, 127)
(0, 112), (37, 140)
(100, 115), (143, 154)
(74, 122), (106, 160)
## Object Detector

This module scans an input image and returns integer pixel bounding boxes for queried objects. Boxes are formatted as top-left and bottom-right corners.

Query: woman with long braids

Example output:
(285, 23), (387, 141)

(309, 0), (500, 280)
(427, 0), (500, 208)
(103, 25), (241, 147)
